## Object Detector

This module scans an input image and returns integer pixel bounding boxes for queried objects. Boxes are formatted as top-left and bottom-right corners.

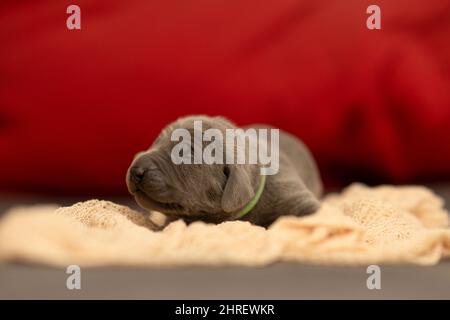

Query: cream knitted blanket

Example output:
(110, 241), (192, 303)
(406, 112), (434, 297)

(0, 184), (449, 266)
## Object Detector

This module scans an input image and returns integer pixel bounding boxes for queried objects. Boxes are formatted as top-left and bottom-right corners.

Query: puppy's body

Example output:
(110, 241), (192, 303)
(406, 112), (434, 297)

(240, 124), (322, 226)
(127, 116), (322, 227)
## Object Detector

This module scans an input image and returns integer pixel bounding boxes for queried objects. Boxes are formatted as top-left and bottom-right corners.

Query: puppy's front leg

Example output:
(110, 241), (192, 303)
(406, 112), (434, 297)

(158, 215), (180, 230)
(146, 213), (180, 231)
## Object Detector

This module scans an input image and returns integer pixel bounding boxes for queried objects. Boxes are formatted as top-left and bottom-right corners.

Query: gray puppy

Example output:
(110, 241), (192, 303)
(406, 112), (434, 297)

(126, 115), (322, 227)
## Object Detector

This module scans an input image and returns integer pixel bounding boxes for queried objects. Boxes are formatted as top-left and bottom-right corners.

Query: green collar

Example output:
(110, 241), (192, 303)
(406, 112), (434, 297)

(233, 174), (266, 220)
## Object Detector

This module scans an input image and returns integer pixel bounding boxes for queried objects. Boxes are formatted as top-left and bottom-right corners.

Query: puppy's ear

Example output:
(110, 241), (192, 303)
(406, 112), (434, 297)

(221, 164), (259, 213)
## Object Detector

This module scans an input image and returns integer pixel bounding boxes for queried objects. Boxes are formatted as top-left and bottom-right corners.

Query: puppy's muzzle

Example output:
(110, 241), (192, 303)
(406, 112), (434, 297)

(127, 155), (170, 203)
(130, 166), (146, 185)
(128, 165), (164, 191)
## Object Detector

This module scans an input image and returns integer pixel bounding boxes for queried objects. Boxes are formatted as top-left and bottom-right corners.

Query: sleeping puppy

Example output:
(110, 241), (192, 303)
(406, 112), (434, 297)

(126, 115), (322, 227)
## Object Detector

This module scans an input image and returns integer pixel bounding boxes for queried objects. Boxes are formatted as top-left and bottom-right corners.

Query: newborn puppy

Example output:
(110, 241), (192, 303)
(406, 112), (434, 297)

(126, 115), (322, 227)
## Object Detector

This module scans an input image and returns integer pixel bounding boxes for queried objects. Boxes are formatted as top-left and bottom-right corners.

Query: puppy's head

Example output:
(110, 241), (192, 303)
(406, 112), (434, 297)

(126, 115), (261, 223)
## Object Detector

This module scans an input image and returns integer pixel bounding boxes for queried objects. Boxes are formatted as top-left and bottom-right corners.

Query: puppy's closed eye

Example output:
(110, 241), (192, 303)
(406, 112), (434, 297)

(223, 166), (230, 179)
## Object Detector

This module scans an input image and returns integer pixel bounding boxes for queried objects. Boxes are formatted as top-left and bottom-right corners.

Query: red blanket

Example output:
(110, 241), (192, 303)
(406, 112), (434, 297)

(1, 0), (449, 195)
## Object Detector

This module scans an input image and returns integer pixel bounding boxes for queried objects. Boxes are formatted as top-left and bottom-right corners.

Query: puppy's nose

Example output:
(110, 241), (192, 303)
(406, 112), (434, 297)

(130, 167), (146, 185)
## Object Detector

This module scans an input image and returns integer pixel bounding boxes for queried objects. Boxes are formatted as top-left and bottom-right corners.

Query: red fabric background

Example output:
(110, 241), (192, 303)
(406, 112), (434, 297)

(1, 0), (449, 195)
